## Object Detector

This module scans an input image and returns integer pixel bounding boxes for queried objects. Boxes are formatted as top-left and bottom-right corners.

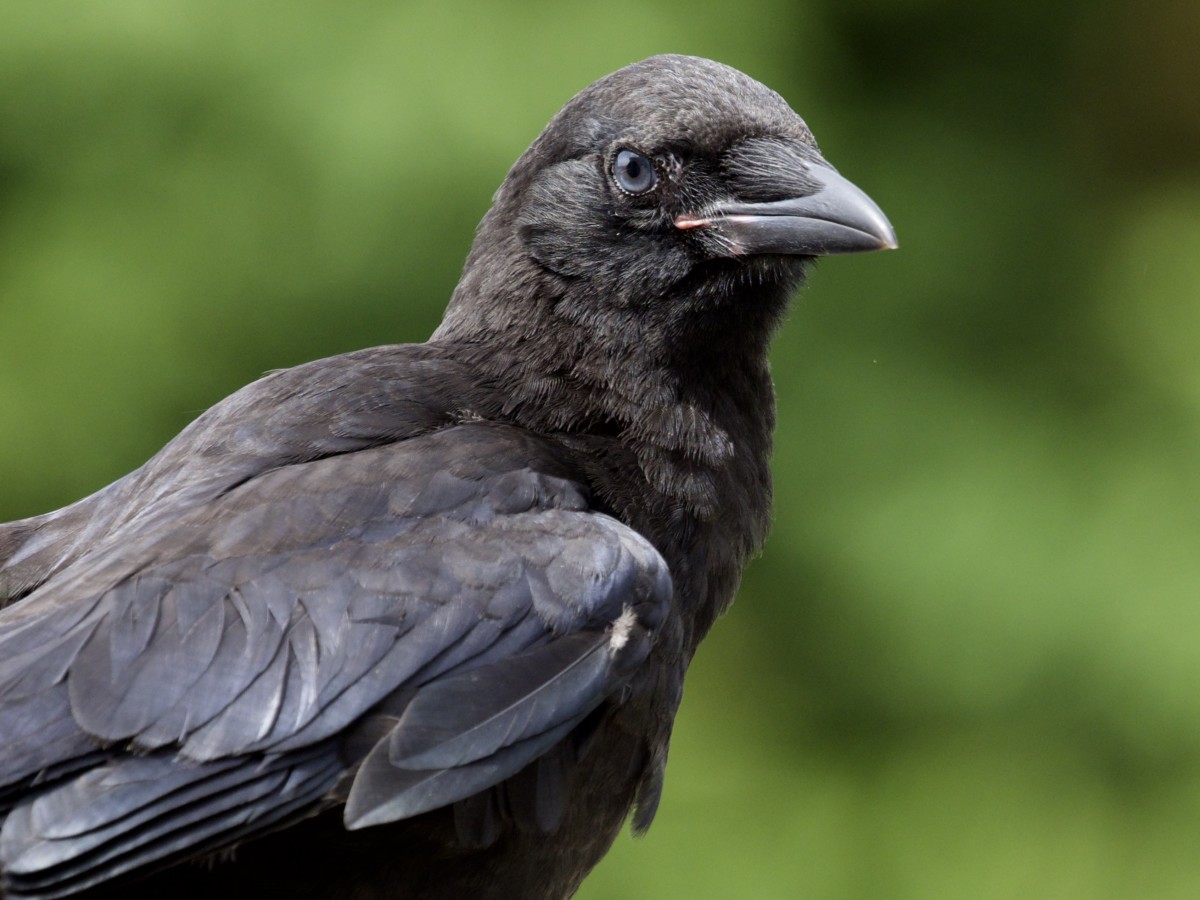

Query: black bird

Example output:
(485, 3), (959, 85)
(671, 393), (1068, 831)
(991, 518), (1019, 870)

(0, 55), (895, 899)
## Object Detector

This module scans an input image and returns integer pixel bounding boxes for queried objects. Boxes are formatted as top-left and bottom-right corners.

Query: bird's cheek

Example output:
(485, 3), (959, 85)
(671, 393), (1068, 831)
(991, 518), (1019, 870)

(516, 162), (608, 278)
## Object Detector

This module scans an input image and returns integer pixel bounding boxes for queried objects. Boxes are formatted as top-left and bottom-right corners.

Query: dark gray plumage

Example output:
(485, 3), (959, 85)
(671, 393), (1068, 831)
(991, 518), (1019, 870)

(0, 55), (895, 899)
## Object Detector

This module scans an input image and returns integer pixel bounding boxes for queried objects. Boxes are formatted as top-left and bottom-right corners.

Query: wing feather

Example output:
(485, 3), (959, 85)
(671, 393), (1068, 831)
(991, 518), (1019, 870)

(0, 423), (672, 897)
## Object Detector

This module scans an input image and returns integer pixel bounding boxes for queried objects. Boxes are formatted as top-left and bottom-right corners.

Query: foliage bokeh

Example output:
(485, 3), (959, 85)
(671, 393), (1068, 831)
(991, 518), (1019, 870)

(1, 1), (1198, 897)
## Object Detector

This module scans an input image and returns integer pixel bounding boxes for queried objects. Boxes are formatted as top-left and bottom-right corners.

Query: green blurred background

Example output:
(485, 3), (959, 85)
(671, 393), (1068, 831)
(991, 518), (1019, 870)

(2, 1), (1199, 897)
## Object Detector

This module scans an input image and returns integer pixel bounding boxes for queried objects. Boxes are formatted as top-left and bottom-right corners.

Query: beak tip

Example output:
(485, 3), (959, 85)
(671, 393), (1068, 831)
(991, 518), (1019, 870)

(846, 195), (898, 254)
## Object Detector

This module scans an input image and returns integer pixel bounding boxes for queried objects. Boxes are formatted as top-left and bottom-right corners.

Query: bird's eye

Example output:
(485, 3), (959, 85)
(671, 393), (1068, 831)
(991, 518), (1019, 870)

(613, 149), (657, 194)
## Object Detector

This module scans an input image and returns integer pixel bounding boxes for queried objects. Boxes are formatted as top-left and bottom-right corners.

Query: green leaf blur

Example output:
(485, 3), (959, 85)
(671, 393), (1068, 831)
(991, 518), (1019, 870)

(1, 1), (1197, 898)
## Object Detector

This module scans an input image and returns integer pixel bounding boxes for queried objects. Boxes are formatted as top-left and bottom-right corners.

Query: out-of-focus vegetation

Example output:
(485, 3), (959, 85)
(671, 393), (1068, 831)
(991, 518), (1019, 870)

(2, 1), (1198, 897)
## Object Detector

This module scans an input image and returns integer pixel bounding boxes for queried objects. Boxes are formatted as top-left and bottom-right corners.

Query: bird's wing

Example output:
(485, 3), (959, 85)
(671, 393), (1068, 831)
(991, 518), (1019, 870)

(0, 497), (121, 612)
(0, 422), (671, 896)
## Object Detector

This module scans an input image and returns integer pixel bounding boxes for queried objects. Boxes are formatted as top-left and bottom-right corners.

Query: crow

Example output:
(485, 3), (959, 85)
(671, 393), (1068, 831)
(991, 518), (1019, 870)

(0, 55), (895, 899)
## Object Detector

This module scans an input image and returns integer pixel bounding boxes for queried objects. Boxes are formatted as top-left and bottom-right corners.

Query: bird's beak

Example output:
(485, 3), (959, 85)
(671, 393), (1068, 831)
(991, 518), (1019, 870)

(676, 161), (897, 256)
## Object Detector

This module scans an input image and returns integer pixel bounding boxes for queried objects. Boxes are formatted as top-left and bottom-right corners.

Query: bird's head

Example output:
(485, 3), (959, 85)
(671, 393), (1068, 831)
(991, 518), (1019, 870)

(438, 54), (895, 358)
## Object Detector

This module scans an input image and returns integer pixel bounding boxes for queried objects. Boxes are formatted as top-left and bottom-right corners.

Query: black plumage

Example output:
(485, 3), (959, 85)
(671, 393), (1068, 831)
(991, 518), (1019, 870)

(0, 55), (895, 899)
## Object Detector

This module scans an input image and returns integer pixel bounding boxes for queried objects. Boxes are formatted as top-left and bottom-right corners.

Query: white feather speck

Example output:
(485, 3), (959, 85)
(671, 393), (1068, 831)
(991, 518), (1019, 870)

(608, 606), (637, 652)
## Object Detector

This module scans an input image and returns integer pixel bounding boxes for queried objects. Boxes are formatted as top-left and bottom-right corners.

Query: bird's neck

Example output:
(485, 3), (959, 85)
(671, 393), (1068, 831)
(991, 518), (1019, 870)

(437, 256), (788, 492)
(434, 254), (794, 646)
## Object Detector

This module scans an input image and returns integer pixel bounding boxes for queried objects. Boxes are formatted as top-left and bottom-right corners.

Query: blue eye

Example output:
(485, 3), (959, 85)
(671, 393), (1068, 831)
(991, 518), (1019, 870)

(613, 149), (656, 194)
